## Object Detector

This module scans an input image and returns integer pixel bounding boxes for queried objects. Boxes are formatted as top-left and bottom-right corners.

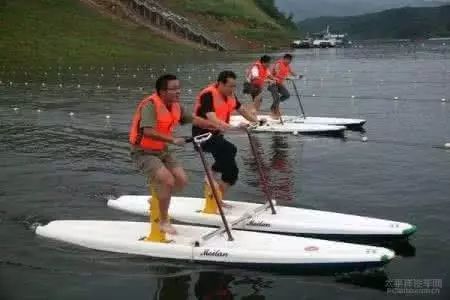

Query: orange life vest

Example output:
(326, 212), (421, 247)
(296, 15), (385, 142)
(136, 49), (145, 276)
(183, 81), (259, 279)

(272, 59), (292, 84)
(129, 93), (181, 151)
(194, 83), (237, 124)
(245, 60), (270, 88)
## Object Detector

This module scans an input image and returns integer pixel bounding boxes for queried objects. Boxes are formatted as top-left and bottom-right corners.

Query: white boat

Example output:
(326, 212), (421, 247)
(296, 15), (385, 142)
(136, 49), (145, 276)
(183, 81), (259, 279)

(35, 220), (395, 271)
(229, 116), (346, 134)
(230, 115), (366, 129)
(107, 196), (417, 239)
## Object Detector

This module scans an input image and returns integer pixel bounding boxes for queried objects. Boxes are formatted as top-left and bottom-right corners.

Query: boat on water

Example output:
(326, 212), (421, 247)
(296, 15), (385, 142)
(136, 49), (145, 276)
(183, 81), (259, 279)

(292, 26), (351, 49)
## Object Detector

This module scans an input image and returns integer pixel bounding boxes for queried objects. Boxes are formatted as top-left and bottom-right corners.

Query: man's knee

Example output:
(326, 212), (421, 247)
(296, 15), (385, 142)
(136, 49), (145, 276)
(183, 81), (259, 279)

(281, 92), (290, 101)
(222, 164), (239, 186)
(172, 168), (188, 188)
(154, 167), (175, 189)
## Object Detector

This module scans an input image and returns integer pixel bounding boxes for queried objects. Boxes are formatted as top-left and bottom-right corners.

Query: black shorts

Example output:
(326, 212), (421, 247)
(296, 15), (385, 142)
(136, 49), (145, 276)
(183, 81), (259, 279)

(201, 134), (239, 186)
(242, 82), (262, 98)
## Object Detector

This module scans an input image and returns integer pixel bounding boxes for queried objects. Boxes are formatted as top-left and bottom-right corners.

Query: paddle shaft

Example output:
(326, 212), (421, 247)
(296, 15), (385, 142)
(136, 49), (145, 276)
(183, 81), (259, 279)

(245, 129), (277, 215)
(291, 80), (307, 117)
(194, 140), (234, 242)
(200, 201), (271, 242)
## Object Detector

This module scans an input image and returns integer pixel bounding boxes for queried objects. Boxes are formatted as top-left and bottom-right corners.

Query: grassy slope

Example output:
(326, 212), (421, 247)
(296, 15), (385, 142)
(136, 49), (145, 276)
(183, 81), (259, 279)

(0, 0), (295, 67)
(0, 0), (193, 66)
(163, 0), (297, 49)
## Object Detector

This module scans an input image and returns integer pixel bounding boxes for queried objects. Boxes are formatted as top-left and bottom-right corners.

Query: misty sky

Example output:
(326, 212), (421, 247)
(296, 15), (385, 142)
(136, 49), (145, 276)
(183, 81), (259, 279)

(275, 0), (450, 20)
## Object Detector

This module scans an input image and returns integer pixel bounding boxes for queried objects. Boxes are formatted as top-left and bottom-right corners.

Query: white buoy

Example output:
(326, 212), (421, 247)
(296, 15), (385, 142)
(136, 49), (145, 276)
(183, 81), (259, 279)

(441, 98), (447, 102)
(394, 96), (399, 100)
(41, 83), (46, 87)
(100, 73), (104, 77)
(361, 136), (368, 142)
(444, 143), (450, 148)
(106, 115), (110, 119)
(96, 84), (101, 89)
(25, 82), (28, 86)
(117, 85), (121, 90)
(58, 83), (63, 88)
(9, 81), (13, 86)
(37, 109), (41, 113)
(292, 131), (298, 136)
(13, 107), (19, 111)
(69, 112), (74, 117)
(77, 84), (81, 88)
(351, 95), (355, 99)
(312, 94), (316, 97)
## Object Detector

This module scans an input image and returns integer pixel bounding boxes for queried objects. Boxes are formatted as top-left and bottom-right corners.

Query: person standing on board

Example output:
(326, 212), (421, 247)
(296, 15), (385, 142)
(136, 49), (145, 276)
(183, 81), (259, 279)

(129, 74), (217, 235)
(243, 55), (276, 114)
(268, 53), (302, 120)
(193, 71), (259, 205)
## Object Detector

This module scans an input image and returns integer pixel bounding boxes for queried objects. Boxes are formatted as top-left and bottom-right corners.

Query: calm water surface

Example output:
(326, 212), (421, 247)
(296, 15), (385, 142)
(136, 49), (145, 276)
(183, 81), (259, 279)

(1, 42), (449, 299)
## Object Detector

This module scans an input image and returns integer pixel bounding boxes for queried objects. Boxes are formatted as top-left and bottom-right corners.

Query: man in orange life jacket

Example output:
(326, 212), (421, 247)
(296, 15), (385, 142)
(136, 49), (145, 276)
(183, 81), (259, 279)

(193, 71), (259, 204)
(243, 55), (276, 113)
(268, 53), (302, 119)
(130, 74), (216, 234)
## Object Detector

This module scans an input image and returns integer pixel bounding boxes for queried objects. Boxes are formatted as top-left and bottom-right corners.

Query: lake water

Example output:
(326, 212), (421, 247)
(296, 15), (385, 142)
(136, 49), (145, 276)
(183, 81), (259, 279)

(1, 42), (449, 299)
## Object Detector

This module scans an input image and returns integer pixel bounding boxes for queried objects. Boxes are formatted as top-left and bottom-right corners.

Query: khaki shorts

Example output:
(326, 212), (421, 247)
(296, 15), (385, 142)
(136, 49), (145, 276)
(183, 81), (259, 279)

(131, 150), (181, 179)
(242, 82), (262, 98)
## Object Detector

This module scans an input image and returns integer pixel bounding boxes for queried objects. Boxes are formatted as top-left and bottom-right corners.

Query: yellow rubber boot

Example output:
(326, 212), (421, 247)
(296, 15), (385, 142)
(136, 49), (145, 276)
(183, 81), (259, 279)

(145, 185), (168, 243)
(202, 182), (221, 214)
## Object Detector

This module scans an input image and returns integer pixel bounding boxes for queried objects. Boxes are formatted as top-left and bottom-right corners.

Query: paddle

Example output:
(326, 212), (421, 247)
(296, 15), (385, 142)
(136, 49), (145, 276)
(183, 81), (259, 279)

(190, 133), (234, 242)
(290, 79), (307, 118)
(245, 127), (277, 215)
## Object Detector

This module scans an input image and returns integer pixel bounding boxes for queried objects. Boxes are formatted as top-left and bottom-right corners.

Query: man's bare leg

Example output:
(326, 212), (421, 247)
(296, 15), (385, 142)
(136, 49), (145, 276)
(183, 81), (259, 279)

(153, 166), (177, 234)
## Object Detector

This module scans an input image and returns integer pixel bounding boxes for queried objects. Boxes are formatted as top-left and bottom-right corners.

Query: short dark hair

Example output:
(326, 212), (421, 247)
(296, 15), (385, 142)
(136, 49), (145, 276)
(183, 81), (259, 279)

(155, 74), (177, 94)
(217, 70), (236, 84)
(283, 53), (293, 60)
(260, 55), (271, 63)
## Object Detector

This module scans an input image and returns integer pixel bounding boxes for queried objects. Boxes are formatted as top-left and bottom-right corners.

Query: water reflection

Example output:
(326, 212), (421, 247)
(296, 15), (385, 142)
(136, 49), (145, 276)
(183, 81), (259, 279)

(267, 135), (296, 203)
(241, 134), (296, 204)
(154, 274), (190, 300)
(150, 266), (394, 300)
(195, 271), (234, 300)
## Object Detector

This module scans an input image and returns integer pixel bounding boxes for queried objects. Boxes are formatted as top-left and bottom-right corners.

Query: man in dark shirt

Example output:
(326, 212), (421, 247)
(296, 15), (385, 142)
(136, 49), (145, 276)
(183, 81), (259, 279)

(192, 71), (258, 205)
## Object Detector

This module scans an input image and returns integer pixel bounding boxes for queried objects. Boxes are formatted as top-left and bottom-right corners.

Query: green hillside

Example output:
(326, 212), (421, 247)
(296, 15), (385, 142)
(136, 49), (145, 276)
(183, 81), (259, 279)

(298, 5), (450, 39)
(0, 0), (193, 67)
(163, 0), (298, 49)
(0, 0), (297, 67)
